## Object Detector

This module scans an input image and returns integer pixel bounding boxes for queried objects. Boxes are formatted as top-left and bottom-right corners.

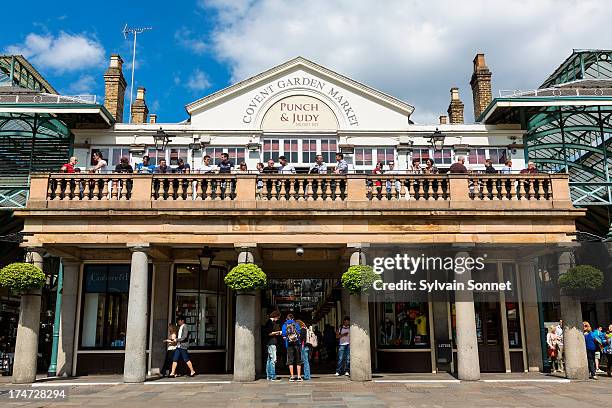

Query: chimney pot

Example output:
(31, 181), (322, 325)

(131, 86), (149, 124)
(149, 114), (157, 124)
(470, 53), (493, 121)
(447, 87), (464, 124)
(439, 115), (448, 125)
(136, 87), (146, 101)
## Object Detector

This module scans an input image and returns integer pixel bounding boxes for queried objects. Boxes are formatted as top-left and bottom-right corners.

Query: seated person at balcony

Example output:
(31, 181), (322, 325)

(334, 153), (348, 175)
(154, 159), (171, 173)
(235, 161), (248, 173)
(309, 154), (328, 174)
(200, 155), (216, 173)
(448, 156), (468, 174)
(262, 159), (278, 173)
(89, 151), (107, 173)
(135, 155), (155, 174)
(484, 159), (497, 174)
(423, 158), (438, 174)
(174, 158), (190, 174)
(217, 152), (233, 173)
(520, 161), (538, 174)
(278, 156), (296, 174)
(501, 159), (513, 174)
(60, 156), (78, 173)
(411, 159), (422, 174)
(114, 156), (133, 173)
(385, 161), (402, 197)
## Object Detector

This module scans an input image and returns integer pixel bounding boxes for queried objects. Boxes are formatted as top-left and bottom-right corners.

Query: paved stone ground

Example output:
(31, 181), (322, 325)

(1, 373), (611, 407)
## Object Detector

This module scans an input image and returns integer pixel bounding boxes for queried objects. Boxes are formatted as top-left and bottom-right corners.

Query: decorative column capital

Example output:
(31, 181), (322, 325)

(127, 243), (150, 253)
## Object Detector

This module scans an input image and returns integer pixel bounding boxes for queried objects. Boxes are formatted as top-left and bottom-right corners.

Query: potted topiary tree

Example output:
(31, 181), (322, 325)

(557, 263), (604, 380)
(224, 263), (267, 382)
(0, 261), (46, 383)
(341, 265), (379, 382)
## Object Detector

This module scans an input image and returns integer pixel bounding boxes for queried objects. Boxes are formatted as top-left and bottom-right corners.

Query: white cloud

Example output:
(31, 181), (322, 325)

(67, 74), (96, 94)
(175, 28), (207, 55)
(185, 69), (212, 92)
(201, 0), (610, 123)
(5, 31), (105, 73)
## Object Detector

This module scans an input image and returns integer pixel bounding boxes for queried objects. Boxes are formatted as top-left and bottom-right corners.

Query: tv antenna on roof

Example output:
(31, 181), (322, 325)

(123, 24), (152, 123)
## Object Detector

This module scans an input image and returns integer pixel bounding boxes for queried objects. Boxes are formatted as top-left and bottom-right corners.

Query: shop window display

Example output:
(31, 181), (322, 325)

(173, 265), (226, 348)
(378, 302), (429, 348)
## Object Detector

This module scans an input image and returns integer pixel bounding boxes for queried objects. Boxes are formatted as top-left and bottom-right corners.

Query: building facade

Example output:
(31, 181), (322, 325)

(7, 52), (604, 382)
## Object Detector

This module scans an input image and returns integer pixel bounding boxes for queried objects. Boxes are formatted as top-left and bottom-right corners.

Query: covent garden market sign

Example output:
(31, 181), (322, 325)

(241, 75), (359, 129)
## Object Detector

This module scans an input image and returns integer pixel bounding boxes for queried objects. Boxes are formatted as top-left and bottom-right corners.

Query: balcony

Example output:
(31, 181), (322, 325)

(26, 173), (574, 212)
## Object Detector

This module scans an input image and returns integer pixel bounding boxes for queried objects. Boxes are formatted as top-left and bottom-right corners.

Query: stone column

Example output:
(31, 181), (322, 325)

(348, 244), (372, 381)
(12, 250), (44, 384)
(233, 245), (258, 382)
(150, 262), (171, 375)
(234, 290), (256, 382)
(454, 250), (480, 381)
(518, 262), (543, 372)
(123, 244), (150, 383)
(558, 250), (588, 380)
(57, 261), (80, 377)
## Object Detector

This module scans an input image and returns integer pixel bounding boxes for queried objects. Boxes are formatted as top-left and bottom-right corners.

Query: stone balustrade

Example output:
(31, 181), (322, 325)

(29, 173), (573, 210)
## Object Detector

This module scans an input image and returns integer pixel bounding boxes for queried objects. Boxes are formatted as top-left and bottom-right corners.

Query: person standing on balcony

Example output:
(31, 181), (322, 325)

(200, 155), (216, 173)
(501, 159), (513, 174)
(309, 154), (328, 174)
(484, 159), (497, 174)
(89, 151), (107, 173)
(520, 161), (538, 174)
(154, 159), (171, 173)
(449, 156), (467, 174)
(135, 155), (155, 174)
(334, 153), (348, 175)
(60, 157), (78, 173)
(278, 156), (296, 173)
(261, 159), (278, 199)
(423, 158), (438, 175)
(174, 158), (191, 174)
(385, 161), (401, 198)
(411, 158), (422, 174)
(217, 153), (234, 198)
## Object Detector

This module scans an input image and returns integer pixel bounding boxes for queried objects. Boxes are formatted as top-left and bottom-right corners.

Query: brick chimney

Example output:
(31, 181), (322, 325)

(103, 54), (126, 122)
(439, 115), (448, 125)
(149, 114), (157, 124)
(131, 86), (149, 124)
(470, 53), (492, 121)
(447, 87), (464, 124)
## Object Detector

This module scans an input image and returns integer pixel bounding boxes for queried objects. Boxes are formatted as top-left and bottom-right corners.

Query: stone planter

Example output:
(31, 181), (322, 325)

(233, 290), (257, 382)
(349, 293), (371, 381)
(12, 288), (42, 384)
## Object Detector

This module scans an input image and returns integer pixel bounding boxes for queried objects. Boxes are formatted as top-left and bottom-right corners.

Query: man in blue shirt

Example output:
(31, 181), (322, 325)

(281, 313), (303, 382)
(135, 155), (155, 174)
(584, 321), (599, 379)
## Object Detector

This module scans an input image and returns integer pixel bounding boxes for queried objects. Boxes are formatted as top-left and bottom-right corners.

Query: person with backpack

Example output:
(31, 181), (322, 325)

(297, 320), (317, 381)
(281, 313), (303, 382)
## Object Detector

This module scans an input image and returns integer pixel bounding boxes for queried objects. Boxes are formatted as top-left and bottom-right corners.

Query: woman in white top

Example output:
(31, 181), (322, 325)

(161, 324), (177, 377)
(89, 151), (108, 173)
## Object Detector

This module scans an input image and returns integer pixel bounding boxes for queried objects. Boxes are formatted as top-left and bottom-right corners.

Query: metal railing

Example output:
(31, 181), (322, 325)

(0, 93), (97, 104)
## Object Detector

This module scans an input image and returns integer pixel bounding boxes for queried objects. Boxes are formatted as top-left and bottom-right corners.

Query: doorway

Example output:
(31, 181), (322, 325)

(475, 301), (504, 372)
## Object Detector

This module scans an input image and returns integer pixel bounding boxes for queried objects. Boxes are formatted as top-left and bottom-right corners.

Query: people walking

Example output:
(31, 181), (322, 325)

(335, 317), (350, 377)
(605, 324), (612, 377)
(169, 316), (196, 378)
(593, 325), (606, 374)
(555, 322), (564, 372)
(281, 313), (303, 382)
(264, 311), (282, 381)
(161, 324), (177, 377)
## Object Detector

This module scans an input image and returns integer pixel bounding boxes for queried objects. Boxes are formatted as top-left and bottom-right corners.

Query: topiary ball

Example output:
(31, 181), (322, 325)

(558, 264), (604, 296)
(0, 262), (46, 292)
(341, 265), (379, 295)
(224, 263), (267, 291)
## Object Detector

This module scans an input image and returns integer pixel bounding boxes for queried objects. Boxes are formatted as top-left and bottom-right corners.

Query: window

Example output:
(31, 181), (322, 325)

(377, 302), (430, 348)
(302, 139), (317, 163)
(320, 139), (337, 164)
(503, 264), (522, 348)
(263, 139), (280, 162)
(204, 147), (246, 166)
(283, 139), (298, 163)
(433, 148), (453, 165)
(489, 148), (508, 165)
(470, 148), (487, 165)
(173, 265), (227, 348)
(80, 265), (131, 349)
(147, 148), (165, 166)
(169, 148), (188, 166)
(111, 148), (131, 167)
(376, 147), (395, 165)
(412, 148), (430, 163)
(355, 148), (373, 166)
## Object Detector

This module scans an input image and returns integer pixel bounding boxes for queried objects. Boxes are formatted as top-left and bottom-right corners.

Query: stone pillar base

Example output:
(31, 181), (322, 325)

(349, 294), (372, 381)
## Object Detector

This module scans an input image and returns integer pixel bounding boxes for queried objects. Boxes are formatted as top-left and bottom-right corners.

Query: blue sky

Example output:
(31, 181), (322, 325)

(2, 0), (611, 124)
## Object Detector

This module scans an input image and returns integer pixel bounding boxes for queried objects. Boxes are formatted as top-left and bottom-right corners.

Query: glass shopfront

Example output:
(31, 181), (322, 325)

(377, 302), (430, 348)
(172, 265), (227, 348)
(79, 264), (151, 349)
